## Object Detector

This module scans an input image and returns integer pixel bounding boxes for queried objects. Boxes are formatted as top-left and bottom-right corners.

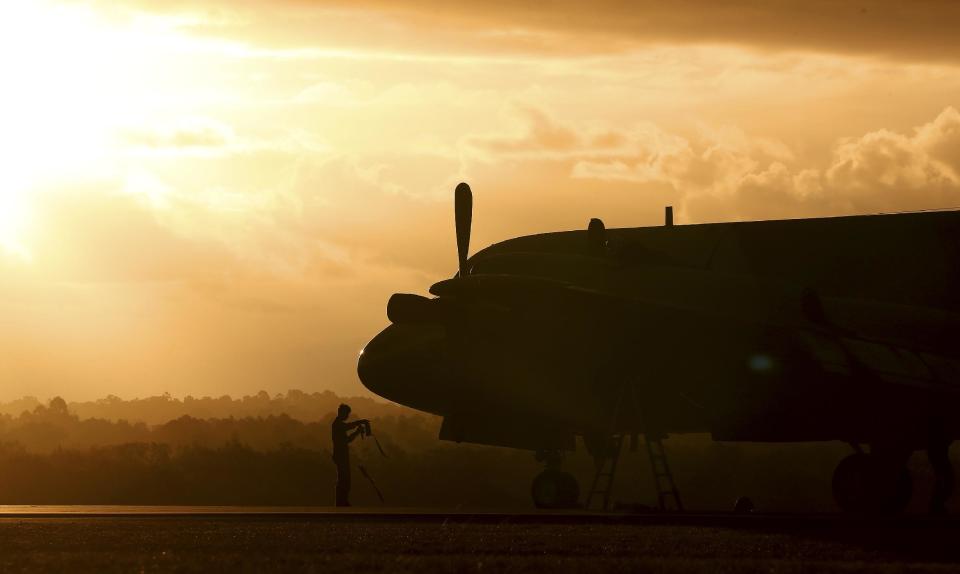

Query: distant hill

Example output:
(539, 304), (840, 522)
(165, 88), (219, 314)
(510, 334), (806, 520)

(0, 393), (441, 455)
(0, 390), (415, 426)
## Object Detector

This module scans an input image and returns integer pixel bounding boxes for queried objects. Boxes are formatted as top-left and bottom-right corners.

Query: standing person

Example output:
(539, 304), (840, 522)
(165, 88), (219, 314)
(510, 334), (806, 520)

(331, 403), (368, 507)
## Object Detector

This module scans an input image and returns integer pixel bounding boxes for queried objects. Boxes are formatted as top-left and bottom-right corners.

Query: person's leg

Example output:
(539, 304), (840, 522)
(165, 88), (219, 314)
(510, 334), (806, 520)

(335, 460), (351, 507)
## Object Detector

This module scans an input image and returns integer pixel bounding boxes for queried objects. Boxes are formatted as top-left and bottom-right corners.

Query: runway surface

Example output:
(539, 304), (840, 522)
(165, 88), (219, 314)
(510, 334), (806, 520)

(0, 505), (957, 528)
(1, 507), (958, 572)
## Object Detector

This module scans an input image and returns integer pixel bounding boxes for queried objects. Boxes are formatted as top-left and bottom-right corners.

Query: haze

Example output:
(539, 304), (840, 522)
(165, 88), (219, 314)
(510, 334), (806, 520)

(1, 0), (959, 400)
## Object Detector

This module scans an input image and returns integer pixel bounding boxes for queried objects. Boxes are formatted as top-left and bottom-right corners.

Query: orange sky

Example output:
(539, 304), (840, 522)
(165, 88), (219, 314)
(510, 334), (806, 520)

(1, 0), (959, 400)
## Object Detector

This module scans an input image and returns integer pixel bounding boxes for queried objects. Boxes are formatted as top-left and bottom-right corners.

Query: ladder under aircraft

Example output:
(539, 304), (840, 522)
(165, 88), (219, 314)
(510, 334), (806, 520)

(584, 382), (684, 512)
(584, 432), (683, 511)
(584, 434), (624, 511)
(645, 433), (683, 511)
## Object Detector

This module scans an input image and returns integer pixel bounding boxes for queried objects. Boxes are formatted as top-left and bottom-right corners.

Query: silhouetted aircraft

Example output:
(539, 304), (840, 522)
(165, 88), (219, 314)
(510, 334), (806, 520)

(359, 182), (959, 513)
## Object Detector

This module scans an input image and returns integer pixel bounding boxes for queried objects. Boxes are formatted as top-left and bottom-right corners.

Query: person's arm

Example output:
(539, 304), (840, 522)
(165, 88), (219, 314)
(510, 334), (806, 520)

(345, 419), (370, 442)
(347, 428), (363, 443)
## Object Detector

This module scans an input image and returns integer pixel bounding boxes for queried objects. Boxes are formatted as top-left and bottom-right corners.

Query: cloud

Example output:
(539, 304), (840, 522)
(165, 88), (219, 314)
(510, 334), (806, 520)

(121, 121), (232, 149)
(914, 106), (960, 172)
(117, 118), (238, 158)
(284, 154), (461, 275)
(20, 103), (957, 286)
(821, 107), (960, 210)
(467, 107), (686, 167)
(468, 107), (582, 156)
(564, 106), (960, 221)
(20, 184), (239, 283)
(293, 81), (358, 105)
(106, 0), (960, 62)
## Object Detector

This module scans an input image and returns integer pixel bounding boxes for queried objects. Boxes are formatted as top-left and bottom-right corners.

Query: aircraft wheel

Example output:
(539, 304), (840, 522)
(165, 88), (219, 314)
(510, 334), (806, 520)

(531, 469), (580, 509)
(832, 453), (912, 514)
(888, 467), (913, 514)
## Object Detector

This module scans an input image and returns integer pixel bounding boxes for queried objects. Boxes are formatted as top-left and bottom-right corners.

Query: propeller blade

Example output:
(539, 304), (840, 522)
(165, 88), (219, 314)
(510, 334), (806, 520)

(455, 182), (472, 277)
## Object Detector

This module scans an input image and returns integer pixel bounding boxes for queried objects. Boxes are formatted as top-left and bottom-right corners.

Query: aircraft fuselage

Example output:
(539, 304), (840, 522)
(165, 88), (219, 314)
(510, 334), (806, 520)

(359, 209), (960, 452)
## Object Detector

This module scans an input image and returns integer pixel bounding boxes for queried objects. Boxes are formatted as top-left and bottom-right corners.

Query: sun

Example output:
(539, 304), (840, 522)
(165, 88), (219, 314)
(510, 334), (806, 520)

(0, 186), (31, 260)
(0, 1), (182, 259)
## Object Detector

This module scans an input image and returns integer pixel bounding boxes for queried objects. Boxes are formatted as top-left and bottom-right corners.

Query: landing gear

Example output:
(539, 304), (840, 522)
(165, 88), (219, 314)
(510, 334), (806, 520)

(531, 450), (580, 509)
(927, 421), (954, 515)
(832, 452), (912, 514)
(531, 469), (580, 508)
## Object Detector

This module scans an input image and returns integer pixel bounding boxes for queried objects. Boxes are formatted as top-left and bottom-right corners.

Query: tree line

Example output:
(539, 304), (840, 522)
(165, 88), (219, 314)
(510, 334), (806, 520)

(0, 394), (953, 512)
(0, 390), (406, 427)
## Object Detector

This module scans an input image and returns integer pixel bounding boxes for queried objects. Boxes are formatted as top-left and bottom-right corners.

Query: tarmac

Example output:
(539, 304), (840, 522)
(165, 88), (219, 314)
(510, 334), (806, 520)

(0, 506), (957, 529)
(1, 506), (958, 572)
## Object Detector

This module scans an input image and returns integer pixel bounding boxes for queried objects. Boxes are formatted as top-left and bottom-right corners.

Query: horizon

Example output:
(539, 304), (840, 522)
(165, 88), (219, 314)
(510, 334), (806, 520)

(0, 387), (399, 410)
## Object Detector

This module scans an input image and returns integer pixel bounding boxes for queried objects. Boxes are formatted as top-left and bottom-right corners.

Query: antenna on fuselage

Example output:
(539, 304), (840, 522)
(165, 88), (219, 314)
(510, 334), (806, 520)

(588, 218), (607, 255)
(665, 206), (674, 227)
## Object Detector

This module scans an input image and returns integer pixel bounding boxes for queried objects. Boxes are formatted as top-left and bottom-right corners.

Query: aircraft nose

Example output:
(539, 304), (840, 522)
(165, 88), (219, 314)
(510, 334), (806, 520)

(357, 323), (450, 413)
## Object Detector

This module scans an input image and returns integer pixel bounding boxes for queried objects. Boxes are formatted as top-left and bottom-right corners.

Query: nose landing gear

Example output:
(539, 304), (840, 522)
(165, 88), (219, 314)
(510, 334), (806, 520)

(531, 450), (580, 509)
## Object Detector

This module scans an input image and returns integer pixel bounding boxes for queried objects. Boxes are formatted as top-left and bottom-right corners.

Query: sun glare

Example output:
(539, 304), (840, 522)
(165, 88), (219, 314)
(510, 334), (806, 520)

(0, 1), (185, 259)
